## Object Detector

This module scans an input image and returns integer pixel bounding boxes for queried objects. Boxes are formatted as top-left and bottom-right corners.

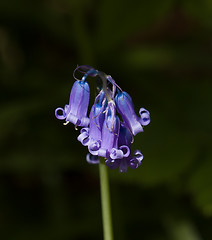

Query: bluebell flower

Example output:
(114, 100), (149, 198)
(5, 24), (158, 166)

(115, 91), (150, 136)
(55, 65), (150, 172)
(97, 101), (119, 157)
(105, 123), (143, 172)
(55, 68), (97, 127)
(77, 91), (106, 155)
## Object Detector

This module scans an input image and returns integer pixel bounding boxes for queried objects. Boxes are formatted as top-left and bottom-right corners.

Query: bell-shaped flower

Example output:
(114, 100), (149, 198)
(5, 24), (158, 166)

(77, 91), (106, 155)
(115, 91), (150, 136)
(105, 123), (144, 172)
(55, 80), (90, 127)
(97, 101), (129, 160)
(97, 101), (121, 159)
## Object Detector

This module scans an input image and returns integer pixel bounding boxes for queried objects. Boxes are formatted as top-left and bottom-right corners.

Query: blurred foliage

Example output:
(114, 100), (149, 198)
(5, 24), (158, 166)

(0, 0), (212, 239)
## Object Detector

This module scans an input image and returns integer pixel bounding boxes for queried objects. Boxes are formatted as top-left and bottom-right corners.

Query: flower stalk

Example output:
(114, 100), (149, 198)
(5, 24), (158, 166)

(99, 157), (114, 240)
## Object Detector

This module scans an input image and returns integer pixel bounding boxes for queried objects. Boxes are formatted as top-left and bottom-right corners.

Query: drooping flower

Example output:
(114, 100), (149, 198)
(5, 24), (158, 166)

(105, 123), (143, 172)
(77, 90), (106, 155)
(115, 91), (150, 136)
(97, 101), (120, 159)
(55, 68), (97, 127)
(55, 65), (150, 172)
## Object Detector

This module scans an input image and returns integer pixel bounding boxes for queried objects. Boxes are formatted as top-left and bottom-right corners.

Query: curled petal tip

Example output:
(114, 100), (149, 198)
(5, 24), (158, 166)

(110, 148), (124, 160)
(139, 108), (150, 126)
(55, 107), (66, 120)
(77, 130), (90, 146)
(119, 145), (130, 158)
(88, 140), (101, 155)
(86, 153), (99, 164)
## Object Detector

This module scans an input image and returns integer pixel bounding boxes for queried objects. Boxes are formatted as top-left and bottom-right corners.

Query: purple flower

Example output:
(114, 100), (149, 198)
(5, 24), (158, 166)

(115, 91), (150, 136)
(55, 65), (150, 172)
(98, 101), (121, 159)
(77, 91), (106, 155)
(105, 123), (143, 172)
(55, 80), (90, 127)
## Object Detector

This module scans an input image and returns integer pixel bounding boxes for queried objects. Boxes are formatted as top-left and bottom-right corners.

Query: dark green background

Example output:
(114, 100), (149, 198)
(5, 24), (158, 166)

(0, 0), (212, 239)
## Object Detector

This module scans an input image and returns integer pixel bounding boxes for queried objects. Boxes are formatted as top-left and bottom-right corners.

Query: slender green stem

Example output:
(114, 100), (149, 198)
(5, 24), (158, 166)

(99, 158), (114, 240)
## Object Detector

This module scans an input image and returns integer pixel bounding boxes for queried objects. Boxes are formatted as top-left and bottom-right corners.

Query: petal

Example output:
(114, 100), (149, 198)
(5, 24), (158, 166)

(80, 127), (89, 134)
(64, 104), (69, 115)
(105, 158), (120, 169)
(77, 131), (90, 146)
(109, 148), (124, 160)
(134, 150), (144, 162)
(89, 103), (105, 141)
(74, 81), (90, 117)
(119, 159), (128, 173)
(129, 150), (143, 169)
(66, 80), (90, 127)
(79, 117), (90, 127)
(118, 123), (132, 147)
(100, 103), (120, 152)
(98, 148), (108, 158)
(86, 153), (99, 164)
(88, 140), (101, 155)
(55, 107), (66, 120)
(139, 108), (150, 126)
(128, 158), (140, 169)
(66, 113), (81, 126)
(119, 145), (130, 158)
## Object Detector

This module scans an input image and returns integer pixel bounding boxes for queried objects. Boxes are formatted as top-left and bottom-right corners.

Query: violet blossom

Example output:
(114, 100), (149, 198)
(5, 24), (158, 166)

(55, 65), (150, 172)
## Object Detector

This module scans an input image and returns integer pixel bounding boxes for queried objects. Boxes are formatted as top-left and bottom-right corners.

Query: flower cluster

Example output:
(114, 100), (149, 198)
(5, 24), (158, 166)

(55, 65), (150, 172)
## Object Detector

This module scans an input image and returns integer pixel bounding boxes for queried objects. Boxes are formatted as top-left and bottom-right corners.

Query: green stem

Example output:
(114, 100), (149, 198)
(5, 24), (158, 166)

(99, 158), (114, 240)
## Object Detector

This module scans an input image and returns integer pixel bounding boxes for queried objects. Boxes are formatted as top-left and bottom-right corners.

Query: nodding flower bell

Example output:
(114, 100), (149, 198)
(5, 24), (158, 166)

(97, 101), (121, 159)
(55, 80), (90, 127)
(55, 68), (97, 127)
(55, 65), (150, 172)
(77, 91), (106, 155)
(105, 123), (143, 172)
(115, 91), (150, 136)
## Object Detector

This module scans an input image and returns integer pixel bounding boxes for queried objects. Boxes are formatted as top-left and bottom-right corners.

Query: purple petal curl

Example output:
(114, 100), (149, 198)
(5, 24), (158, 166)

(88, 140), (101, 155)
(128, 150), (143, 169)
(77, 128), (90, 146)
(139, 108), (151, 126)
(55, 107), (66, 120)
(109, 145), (130, 160)
(86, 153), (99, 164)
(105, 149), (144, 172)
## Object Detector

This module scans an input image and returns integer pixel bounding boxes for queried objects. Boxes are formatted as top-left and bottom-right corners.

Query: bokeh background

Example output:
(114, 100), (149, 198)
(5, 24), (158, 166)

(0, 0), (212, 239)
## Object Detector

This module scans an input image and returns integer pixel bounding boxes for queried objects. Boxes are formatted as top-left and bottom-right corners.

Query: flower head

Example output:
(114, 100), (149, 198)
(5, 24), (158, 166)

(55, 65), (150, 172)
